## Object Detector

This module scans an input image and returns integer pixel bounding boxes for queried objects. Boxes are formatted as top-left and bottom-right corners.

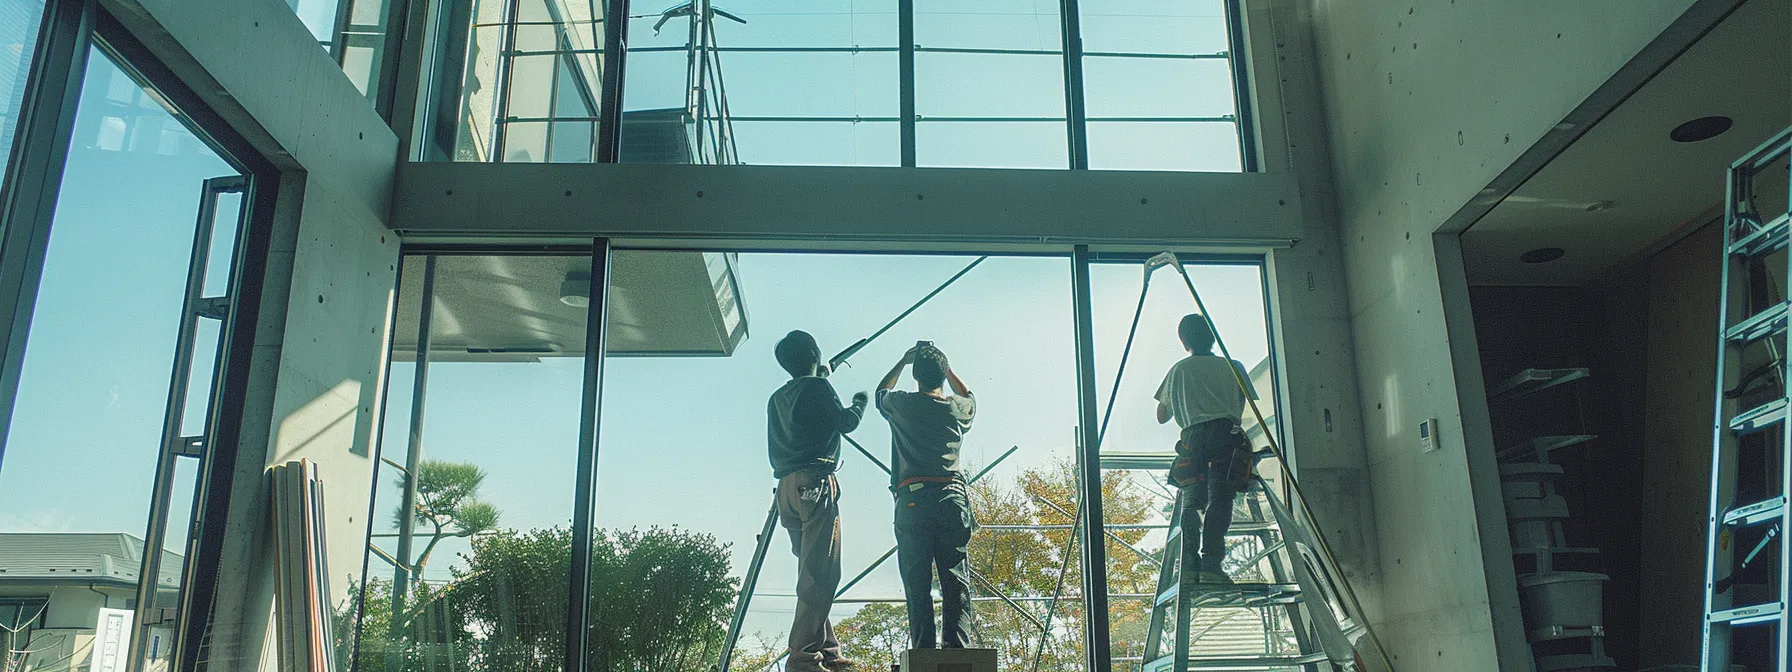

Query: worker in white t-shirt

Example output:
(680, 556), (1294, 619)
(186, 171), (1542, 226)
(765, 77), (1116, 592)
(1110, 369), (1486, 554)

(1155, 314), (1257, 586)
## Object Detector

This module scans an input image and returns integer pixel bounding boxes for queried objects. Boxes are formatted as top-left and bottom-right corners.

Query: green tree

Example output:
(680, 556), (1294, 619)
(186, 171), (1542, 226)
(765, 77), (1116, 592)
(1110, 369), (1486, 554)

(393, 460), (501, 586)
(346, 526), (736, 672)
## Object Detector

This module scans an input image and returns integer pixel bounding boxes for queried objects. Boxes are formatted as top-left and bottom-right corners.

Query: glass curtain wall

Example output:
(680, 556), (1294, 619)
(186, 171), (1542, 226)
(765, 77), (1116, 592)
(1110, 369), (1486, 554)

(424, 0), (1249, 169)
(0, 44), (247, 672)
(1086, 260), (1279, 670)
(350, 251), (597, 671)
(343, 249), (1280, 672)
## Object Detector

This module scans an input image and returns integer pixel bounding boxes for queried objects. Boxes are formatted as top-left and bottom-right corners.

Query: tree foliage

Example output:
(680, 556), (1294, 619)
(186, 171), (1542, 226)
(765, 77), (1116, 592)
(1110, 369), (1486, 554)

(821, 460), (1166, 672)
(346, 526), (736, 672)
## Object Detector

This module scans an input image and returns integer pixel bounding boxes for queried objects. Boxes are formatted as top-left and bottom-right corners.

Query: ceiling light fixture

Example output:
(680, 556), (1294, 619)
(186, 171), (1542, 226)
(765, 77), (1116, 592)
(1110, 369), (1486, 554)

(1520, 248), (1565, 264)
(1670, 116), (1733, 143)
(560, 271), (591, 307)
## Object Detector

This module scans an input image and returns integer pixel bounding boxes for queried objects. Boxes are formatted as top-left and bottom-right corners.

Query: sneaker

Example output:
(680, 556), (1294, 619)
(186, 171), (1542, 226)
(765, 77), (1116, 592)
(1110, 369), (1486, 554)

(1193, 571), (1234, 585)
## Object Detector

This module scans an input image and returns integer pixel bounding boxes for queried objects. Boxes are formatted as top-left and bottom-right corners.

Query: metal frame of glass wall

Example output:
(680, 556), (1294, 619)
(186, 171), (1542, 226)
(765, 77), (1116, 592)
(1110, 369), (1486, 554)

(384, 0), (1258, 169)
(0, 1), (286, 669)
(349, 242), (1281, 672)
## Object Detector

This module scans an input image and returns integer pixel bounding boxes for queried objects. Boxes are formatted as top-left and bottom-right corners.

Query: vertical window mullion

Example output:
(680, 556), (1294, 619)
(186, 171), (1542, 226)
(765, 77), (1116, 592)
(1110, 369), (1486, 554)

(1058, 0), (1087, 169)
(565, 238), (612, 672)
(1223, 0), (1257, 171)
(898, 0), (914, 167)
(1070, 245), (1111, 672)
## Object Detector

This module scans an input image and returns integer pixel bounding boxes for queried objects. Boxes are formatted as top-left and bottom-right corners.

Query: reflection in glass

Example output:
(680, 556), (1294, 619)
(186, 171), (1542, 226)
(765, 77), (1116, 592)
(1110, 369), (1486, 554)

(350, 254), (591, 671)
(454, 0), (605, 162)
(0, 47), (237, 672)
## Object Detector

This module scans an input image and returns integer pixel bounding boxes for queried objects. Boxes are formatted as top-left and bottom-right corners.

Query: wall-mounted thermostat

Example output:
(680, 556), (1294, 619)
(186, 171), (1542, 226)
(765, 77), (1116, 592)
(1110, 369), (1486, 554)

(1419, 418), (1441, 453)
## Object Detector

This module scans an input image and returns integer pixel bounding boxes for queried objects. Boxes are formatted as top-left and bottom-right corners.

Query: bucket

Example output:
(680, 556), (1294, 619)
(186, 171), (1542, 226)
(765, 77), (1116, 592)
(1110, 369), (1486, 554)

(1518, 571), (1607, 630)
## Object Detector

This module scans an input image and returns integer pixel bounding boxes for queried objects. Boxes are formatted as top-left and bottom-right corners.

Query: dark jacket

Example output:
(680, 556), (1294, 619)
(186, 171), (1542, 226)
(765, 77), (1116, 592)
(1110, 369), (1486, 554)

(768, 376), (866, 478)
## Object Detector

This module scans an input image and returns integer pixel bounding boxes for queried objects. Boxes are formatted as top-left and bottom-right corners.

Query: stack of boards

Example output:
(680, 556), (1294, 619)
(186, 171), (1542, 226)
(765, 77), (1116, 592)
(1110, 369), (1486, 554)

(272, 459), (335, 672)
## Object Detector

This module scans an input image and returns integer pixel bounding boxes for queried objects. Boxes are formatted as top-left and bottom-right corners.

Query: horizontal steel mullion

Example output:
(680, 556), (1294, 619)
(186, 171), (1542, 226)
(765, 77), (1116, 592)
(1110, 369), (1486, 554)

(629, 45), (900, 54)
(507, 48), (603, 57)
(502, 115), (604, 123)
(1075, 50), (1232, 59)
(711, 115), (1237, 124)
(474, 19), (602, 28)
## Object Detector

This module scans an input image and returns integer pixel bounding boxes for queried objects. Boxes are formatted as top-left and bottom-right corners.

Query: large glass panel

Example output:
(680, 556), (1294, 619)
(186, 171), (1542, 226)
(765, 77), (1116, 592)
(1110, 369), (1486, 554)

(620, 0), (897, 165)
(1088, 260), (1280, 671)
(0, 46), (240, 671)
(452, 0), (605, 162)
(598, 253), (1081, 672)
(1079, 0), (1229, 56)
(1078, 1), (1244, 172)
(348, 253), (592, 671)
(0, 0), (45, 178)
(914, 0), (1066, 169)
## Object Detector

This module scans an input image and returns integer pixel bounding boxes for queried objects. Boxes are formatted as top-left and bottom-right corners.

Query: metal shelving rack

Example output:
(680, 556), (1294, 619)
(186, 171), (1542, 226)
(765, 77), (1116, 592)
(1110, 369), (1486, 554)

(1703, 126), (1792, 672)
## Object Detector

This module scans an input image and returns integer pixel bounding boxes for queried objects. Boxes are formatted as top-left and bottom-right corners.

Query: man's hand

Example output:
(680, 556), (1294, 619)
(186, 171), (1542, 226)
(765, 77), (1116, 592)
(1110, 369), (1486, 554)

(851, 391), (869, 407)
(903, 345), (920, 364)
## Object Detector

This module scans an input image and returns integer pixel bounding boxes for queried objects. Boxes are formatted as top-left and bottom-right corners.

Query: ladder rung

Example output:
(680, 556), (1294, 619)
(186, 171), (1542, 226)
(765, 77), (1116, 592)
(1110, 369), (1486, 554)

(1145, 653), (1331, 672)
(1729, 212), (1792, 258)
(1729, 398), (1788, 434)
(1726, 301), (1791, 344)
(1709, 602), (1784, 626)
(1723, 496), (1787, 527)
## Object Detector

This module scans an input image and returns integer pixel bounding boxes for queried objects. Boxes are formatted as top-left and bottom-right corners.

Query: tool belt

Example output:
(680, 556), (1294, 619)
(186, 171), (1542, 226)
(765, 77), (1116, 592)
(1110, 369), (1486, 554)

(1169, 419), (1253, 491)
(894, 475), (963, 493)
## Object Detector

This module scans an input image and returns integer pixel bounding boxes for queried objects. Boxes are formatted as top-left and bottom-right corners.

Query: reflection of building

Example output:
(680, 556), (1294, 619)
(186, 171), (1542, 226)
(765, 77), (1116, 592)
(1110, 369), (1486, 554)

(0, 534), (180, 671)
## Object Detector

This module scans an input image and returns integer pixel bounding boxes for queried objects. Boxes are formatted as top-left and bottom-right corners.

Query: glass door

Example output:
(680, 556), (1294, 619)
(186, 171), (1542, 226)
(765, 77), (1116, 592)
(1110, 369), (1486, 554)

(0, 45), (248, 672)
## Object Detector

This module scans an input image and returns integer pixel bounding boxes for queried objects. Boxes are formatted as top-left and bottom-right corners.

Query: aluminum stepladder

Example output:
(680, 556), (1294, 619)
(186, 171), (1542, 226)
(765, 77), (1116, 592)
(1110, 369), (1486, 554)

(1118, 451), (1361, 672)
(1704, 125), (1792, 672)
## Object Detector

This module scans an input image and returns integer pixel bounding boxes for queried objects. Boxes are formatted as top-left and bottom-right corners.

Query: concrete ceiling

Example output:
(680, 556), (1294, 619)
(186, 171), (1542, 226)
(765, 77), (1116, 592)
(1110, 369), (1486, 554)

(392, 251), (747, 361)
(1462, 0), (1791, 286)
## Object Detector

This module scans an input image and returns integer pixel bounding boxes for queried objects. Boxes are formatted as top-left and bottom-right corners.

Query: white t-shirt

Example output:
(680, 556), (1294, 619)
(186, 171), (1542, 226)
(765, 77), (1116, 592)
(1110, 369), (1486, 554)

(1154, 354), (1256, 428)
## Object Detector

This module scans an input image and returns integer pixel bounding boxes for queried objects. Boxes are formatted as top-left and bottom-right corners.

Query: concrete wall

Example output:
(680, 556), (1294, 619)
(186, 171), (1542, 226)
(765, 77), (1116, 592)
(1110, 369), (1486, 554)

(1640, 221), (1722, 668)
(1252, 0), (1383, 621)
(101, 0), (400, 668)
(1301, 0), (1700, 668)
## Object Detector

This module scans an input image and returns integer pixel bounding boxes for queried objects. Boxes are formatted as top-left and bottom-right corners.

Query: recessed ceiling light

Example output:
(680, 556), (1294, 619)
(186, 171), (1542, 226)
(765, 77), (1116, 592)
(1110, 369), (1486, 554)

(1670, 116), (1733, 143)
(1520, 248), (1565, 264)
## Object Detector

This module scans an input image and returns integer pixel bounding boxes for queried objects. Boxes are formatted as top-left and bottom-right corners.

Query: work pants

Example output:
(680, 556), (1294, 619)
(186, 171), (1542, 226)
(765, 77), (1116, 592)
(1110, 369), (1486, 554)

(779, 469), (843, 668)
(1178, 419), (1245, 579)
(893, 483), (976, 649)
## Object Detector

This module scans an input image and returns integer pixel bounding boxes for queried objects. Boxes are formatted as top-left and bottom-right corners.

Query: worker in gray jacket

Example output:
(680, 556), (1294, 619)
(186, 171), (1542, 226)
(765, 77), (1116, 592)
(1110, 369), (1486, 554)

(768, 330), (868, 672)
